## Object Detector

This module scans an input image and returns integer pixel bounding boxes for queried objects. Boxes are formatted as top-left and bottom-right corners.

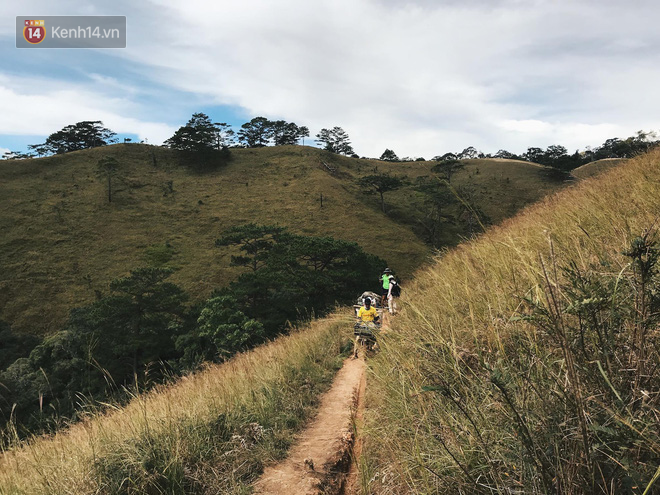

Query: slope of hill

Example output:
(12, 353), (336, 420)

(0, 147), (630, 493)
(0, 313), (353, 494)
(363, 149), (660, 493)
(0, 145), (568, 336)
(0, 144), (427, 335)
(571, 157), (628, 179)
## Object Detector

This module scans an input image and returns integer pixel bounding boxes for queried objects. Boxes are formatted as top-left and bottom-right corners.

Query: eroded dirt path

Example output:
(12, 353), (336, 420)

(253, 356), (366, 495)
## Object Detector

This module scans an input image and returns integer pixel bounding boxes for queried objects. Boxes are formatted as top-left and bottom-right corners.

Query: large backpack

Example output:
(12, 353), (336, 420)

(391, 281), (401, 297)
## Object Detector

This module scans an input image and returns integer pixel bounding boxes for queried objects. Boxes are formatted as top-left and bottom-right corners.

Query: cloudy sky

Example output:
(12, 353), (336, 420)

(2, 0), (659, 158)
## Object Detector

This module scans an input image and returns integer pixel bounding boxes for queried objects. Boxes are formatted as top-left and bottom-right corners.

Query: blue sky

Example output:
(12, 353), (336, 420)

(2, 0), (660, 158)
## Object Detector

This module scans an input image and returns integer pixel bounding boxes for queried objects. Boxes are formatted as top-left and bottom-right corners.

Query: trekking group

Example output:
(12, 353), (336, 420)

(353, 268), (401, 357)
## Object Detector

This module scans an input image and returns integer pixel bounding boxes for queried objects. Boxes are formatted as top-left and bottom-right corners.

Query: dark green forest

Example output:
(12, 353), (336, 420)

(0, 225), (384, 440)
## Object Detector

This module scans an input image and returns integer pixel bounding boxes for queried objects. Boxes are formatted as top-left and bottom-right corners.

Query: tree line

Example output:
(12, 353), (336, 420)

(0, 226), (384, 440)
(379, 130), (660, 171)
(1, 114), (356, 159)
(3, 114), (656, 169)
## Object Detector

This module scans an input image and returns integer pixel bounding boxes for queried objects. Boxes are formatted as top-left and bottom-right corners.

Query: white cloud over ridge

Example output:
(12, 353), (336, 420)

(2, 0), (660, 157)
(0, 74), (175, 144)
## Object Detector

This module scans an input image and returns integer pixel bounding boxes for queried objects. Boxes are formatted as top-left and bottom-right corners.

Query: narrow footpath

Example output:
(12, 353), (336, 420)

(252, 356), (366, 495)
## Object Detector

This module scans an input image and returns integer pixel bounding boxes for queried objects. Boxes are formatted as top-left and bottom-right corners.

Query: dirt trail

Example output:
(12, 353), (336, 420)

(253, 356), (366, 495)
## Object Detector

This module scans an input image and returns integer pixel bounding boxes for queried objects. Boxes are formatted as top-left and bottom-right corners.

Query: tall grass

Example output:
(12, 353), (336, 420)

(363, 149), (660, 494)
(0, 313), (353, 494)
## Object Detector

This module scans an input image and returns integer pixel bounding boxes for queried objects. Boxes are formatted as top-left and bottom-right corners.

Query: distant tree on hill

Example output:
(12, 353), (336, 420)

(458, 146), (481, 160)
(431, 158), (464, 183)
(215, 224), (287, 272)
(414, 177), (458, 247)
(30, 121), (117, 155)
(358, 174), (407, 213)
(380, 149), (399, 161)
(164, 112), (217, 152)
(27, 144), (49, 157)
(271, 121), (309, 146)
(212, 122), (236, 149)
(494, 149), (519, 160)
(2, 150), (33, 160)
(432, 153), (458, 161)
(455, 185), (490, 236)
(96, 156), (123, 203)
(523, 147), (545, 164)
(237, 117), (273, 147)
(315, 127), (354, 155)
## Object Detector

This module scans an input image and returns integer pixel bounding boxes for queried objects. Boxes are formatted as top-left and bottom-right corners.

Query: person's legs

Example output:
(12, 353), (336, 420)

(388, 294), (393, 314)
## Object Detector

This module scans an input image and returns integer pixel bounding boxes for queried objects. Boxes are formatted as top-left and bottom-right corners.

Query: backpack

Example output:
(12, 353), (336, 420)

(391, 281), (401, 297)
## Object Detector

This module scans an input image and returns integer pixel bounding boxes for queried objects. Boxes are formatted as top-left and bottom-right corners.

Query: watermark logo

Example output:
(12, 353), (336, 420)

(16, 16), (126, 49)
(23, 19), (46, 44)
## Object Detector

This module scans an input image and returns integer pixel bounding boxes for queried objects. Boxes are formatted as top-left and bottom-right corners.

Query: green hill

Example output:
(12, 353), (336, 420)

(0, 145), (568, 335)
(571, 157), (628, 179)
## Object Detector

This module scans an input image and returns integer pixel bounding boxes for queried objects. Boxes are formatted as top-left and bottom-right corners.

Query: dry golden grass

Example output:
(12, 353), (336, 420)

(363, 148), (660, 493)
(0, 312), (353, 494)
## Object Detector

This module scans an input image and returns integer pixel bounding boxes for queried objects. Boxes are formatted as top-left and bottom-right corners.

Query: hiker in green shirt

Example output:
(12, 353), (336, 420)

(380, 268), (393, 307)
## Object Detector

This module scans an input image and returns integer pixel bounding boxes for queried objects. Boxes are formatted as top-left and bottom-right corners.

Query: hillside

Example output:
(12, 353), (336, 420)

(0, 313), (354, 494)
(0, 145), (567, 336)
(571, 157), (628, 179)
(0, 149), (648, 493)
(363, 149), (660, 493)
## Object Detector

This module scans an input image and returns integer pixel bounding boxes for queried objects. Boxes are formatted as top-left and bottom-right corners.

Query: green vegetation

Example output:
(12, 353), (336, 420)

(215, 223), (385, 336)
(30, 121), (117, 155)
(0, 144), (430, 337)
(362, 149), (660, 494)
(0, 315), (352, 494)
(315, 126), (355, 155)
(0, 226), (380, 438)
(358, 173), (407, 213)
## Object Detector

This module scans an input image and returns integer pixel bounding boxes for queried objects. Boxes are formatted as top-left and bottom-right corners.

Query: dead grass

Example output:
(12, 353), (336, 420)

(0, 312), (354, 494)
(362, 148), (660, 493)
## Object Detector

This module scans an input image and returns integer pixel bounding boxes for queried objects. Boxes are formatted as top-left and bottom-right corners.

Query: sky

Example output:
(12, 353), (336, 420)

(1, 0), (660, 159)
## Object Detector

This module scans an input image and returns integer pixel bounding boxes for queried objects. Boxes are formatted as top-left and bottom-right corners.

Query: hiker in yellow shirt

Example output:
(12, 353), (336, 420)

(354, 297), (379, 358)
(356, 297), (379, 324)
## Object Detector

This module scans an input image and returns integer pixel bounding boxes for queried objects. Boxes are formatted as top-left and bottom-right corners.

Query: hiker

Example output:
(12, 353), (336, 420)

(387, 277), (401, 315)
(380, 268), (394, 307)
(354, 297), (379, 358)
(356, 297), (380, 325)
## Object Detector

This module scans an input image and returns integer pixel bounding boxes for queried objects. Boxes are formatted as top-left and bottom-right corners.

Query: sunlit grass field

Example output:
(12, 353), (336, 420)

(362, 149), (660, 493)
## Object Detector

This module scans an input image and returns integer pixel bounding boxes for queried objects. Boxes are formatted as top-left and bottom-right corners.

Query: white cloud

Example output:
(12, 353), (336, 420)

(2, 0), (660, 156)
(0, 74), (175, 143)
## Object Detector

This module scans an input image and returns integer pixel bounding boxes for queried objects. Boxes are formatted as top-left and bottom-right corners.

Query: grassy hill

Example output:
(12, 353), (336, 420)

(0, 145), (568, 336)
(572, 157), (628, 179)
(0, 313), (354, 494)
(0, 147), (647, 493)
(362, 149), (660, 493)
